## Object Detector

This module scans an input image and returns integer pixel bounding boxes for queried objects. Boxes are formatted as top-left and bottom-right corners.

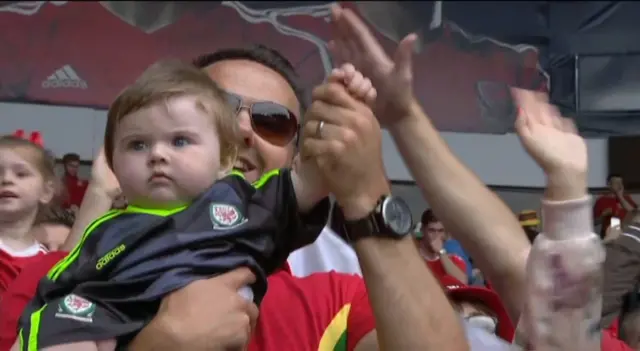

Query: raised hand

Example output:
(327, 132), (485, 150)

(329, 63), (377, 107)
(328, 4), (417, 126)
(512, 88), (587, 178)
(91, 146), (121, 200)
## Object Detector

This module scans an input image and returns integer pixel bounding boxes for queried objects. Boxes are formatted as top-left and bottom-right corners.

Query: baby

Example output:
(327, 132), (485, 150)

(14, 61), (376, 351)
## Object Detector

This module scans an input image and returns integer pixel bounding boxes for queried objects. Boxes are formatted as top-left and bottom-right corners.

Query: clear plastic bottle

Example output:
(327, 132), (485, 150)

(523, 198), (604, 351)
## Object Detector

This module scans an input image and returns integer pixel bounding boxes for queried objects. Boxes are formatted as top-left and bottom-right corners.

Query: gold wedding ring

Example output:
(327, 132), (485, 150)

(315, 121), (325, 139)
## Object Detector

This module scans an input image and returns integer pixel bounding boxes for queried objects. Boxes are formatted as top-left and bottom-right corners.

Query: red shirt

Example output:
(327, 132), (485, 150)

(0, 243), (47, 296)
(601, 328), (633, 351)
(594, 194), (637, 234)
(0, 257), (375, 351)
(425, 254), (467, 282)
(61, 174), (88, 209)
(0, 251), (67, 351)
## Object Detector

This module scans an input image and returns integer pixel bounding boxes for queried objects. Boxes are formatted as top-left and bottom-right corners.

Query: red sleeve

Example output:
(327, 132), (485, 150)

(0, 252), (67, 350)
(345, 277), (376, 351)
(449, 255), (467, 274)
(601, 328), (633, 351)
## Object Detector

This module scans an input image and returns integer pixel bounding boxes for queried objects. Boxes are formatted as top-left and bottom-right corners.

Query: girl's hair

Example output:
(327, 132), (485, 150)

(0, 135), (62, 222)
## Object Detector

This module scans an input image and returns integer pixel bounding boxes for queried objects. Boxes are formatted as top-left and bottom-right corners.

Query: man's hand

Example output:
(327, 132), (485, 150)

(301, 81), (389, 219)
(512, 88), (587, 200)
(328, 4), (417, 126)
(132, 268), (259, 350)
(429, 237), (444, 253)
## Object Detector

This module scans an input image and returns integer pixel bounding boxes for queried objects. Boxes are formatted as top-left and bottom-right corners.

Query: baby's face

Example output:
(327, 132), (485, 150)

(111, 95), (224, 209)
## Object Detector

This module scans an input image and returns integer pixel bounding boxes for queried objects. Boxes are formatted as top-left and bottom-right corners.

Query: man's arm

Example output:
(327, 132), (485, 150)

(440, 253), (468, 283)
(333, 147), (466, 350)
(346, 198), (468, 351)
(387, 99), (528, 321)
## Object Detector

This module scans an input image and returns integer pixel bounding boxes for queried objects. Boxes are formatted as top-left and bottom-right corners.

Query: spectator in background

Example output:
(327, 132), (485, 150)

(594, 174), (637, 239)
(440, 275), (514, 342)
(519, 209), (540, 243)
(31, 207), (74, 251)
(61, 152), (88, 212)
(418, 209), (468, 283)
(602, 210), (640, 328)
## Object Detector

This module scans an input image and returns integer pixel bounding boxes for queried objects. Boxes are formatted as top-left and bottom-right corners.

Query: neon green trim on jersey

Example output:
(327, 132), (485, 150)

(252, 169), (280, 189)
(47, 205), (186, 281)
(19, 304), (46, 351)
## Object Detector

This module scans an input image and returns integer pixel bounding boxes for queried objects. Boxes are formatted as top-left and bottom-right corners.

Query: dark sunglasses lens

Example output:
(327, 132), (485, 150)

(251, 102), (298, 146)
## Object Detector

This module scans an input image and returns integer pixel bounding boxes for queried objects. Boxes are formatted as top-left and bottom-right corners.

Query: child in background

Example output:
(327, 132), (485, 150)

(15, 60), (377, 351)
(0, 134), (58, 294)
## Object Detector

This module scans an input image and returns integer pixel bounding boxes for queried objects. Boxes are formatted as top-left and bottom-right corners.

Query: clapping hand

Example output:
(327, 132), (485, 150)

(512, 88), (587, 181)
(328, 4), (417, 126)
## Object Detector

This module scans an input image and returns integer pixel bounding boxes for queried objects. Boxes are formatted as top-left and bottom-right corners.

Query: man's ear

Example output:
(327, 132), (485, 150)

(39, 179), (56, 205)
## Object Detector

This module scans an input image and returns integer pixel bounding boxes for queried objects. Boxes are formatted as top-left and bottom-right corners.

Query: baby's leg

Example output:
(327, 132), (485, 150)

(10, 339), (116, 351)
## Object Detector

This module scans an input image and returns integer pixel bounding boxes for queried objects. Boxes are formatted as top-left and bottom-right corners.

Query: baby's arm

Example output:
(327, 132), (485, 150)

(292, 64), (378, 212)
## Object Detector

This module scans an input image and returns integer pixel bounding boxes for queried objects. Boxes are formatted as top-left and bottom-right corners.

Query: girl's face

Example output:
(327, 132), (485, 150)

(0, 148), (54, 218)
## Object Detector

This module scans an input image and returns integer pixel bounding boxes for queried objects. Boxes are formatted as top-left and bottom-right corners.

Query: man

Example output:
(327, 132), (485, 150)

(1, 44), (468, 350)
(129, 43), (466, 351)
(419, 209), (468, 283)
(60, 152), (88, 211)
(518, 209), (540, 243)
(594, 174), (637, 238)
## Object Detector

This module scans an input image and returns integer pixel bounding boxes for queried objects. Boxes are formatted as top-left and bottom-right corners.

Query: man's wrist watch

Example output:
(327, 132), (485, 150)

(341, 195), (413, 242)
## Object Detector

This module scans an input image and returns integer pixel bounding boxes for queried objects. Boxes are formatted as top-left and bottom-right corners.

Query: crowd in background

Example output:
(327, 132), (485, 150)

(0, 4), (638, 351)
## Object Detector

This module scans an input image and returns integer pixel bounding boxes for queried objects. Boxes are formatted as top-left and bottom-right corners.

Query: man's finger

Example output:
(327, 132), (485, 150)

(303, 120), (349, 142)
(217, 267), (256, 288)
(304, 98), (357, 126)
(303, 138), (345, 159)
(311, 82), (358, 109)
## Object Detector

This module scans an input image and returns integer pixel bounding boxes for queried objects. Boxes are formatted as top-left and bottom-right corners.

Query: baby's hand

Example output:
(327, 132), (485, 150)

(329, 63), (377, 107)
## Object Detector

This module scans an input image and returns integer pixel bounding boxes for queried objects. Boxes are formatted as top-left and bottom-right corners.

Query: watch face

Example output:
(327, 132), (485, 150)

(382, 197), (413, 235)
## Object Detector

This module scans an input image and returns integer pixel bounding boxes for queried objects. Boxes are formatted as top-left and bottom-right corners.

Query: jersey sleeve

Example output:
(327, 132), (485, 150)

(252, 169), (330, 254)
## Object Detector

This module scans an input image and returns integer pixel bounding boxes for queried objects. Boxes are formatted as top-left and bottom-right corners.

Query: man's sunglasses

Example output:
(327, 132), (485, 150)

(225, 91), (299, 146)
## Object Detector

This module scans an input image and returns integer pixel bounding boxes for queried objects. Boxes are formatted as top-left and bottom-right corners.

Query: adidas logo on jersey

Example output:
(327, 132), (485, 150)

(41, 65), (88, 89)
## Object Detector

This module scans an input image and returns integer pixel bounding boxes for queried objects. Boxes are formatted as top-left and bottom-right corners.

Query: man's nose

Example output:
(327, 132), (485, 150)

(237, 109), (255, 147)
